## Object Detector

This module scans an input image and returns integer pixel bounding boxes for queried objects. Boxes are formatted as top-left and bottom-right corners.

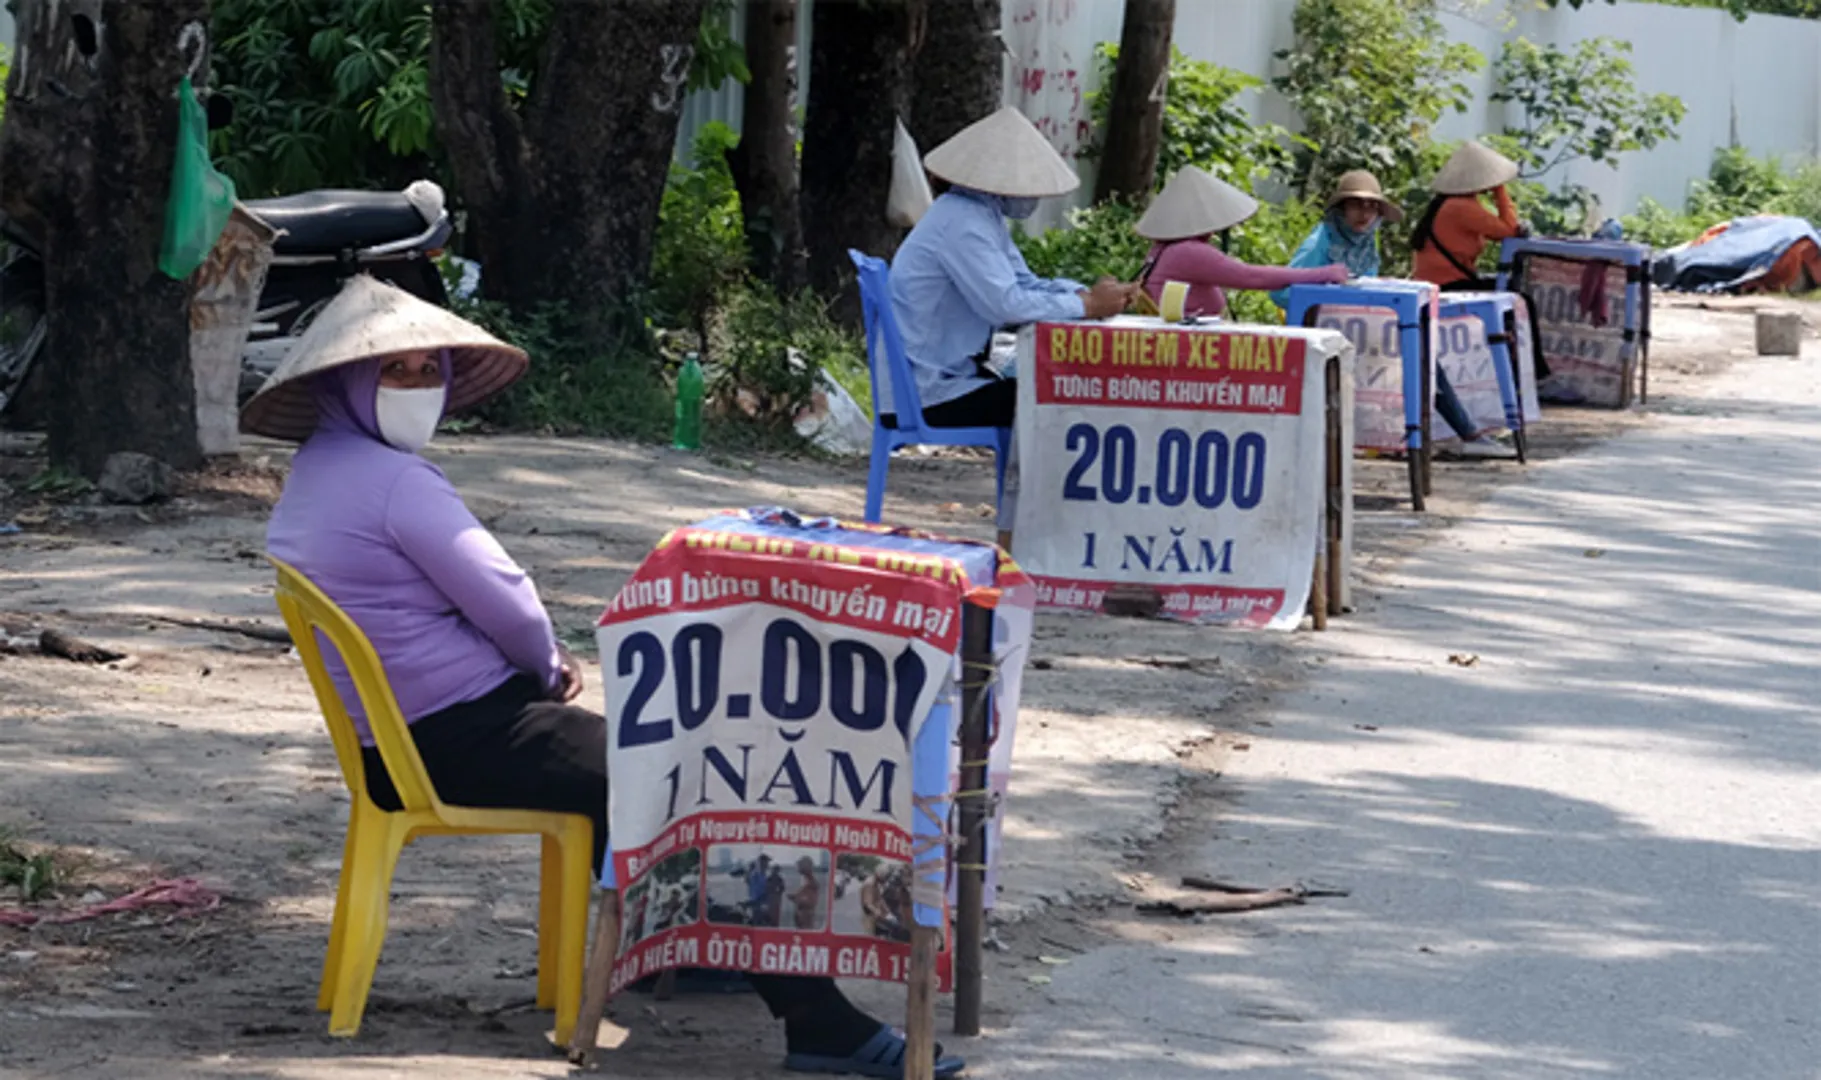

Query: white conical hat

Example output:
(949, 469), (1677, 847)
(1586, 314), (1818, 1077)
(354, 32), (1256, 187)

(1134, 166), (1260, 241)
(922, 106), (1080, 198)
(239, 275), (528, 442)
(1432, 141), (1519, 195)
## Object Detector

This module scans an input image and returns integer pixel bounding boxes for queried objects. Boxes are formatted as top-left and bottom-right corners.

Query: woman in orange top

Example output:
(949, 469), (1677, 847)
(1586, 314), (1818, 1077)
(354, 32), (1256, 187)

(1410, 141), (1526, 288)
(1408, 141), (1528, 457)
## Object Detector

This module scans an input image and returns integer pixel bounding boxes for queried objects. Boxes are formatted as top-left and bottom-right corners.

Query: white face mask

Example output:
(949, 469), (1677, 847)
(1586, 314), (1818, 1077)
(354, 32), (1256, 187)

(374, 385), (446, 452)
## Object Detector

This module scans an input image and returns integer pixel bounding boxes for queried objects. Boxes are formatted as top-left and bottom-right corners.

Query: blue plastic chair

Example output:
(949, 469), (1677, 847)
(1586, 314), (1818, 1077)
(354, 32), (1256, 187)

(849, 250), (1011, 524)
(1437, 293), (1529, 465)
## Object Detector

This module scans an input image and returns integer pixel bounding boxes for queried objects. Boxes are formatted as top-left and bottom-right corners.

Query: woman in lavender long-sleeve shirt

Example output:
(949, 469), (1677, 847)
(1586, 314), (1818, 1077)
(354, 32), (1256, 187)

(1134, 165), (1346, 318)
(268, 356), (571, 737)
(254, 278), (957, 1077)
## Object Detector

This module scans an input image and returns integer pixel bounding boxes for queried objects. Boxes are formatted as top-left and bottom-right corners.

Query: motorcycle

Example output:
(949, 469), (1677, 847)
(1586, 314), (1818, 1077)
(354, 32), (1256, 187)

(238, 179), (453, 402)
(0, 178), (453, 422)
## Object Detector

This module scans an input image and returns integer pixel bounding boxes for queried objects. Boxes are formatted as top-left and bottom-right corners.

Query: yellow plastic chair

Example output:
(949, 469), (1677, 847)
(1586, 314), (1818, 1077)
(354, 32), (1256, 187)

(268, 556), (593, 1040)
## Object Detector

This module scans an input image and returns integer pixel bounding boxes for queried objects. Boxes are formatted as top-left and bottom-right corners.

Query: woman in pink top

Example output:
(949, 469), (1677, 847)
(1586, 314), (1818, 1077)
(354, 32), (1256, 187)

(1136, 166), (1347, 317)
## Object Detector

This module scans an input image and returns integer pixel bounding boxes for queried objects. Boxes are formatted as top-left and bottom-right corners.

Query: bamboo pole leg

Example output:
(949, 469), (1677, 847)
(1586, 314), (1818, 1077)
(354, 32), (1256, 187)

(568, 892), (621, 1068)
(953, 602), (995, 1036)
(903, 925), (942, 1080)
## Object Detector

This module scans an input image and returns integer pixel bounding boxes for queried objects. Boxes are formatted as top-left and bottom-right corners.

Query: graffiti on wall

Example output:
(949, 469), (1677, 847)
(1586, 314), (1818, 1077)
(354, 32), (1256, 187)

(1005, 0), (1092, 162)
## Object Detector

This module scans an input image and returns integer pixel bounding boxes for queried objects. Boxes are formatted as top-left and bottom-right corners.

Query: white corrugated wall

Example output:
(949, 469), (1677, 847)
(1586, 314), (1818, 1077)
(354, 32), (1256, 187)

(673, 0), (1821, 219)
(0, 2), (1798, 218)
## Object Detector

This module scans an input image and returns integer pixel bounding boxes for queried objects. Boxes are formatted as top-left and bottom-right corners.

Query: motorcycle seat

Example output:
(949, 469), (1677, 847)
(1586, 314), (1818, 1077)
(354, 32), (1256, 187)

(246, 189), (436, 255)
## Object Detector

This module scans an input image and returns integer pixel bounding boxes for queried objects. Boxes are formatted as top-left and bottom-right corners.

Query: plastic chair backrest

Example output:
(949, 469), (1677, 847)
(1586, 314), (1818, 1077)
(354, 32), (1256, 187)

(268, 555), (445, 816)
(849, 250), (931, 432)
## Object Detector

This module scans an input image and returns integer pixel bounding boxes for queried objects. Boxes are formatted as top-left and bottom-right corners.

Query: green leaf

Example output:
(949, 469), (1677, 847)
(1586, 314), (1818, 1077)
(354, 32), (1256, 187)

(1492, 34), (1683, 177)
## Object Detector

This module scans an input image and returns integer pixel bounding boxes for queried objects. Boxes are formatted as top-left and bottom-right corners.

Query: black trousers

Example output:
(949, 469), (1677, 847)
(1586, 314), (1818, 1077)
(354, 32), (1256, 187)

(881, 375), (1017, 430)
(359, 675), (851, 1026)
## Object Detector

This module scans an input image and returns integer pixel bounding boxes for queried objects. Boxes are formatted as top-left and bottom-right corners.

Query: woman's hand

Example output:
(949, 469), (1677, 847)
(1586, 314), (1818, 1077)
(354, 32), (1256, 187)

(1321, 264), (1349, 284)
(1080, 279), (1138, 319)
(553, 647), (585, 703)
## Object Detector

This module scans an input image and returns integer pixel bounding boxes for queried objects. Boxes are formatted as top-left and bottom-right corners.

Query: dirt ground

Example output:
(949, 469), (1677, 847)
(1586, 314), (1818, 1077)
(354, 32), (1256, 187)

(0, 296), (1778, 1078)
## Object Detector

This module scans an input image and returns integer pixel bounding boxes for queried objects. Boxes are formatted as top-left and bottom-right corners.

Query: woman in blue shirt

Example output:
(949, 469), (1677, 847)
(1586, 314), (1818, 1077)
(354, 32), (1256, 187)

(888, 106), (1132, 431)
(1271, 170), (1402, 309)
(1278, 171), (1510, 458)
(888, 106), (1133, 548)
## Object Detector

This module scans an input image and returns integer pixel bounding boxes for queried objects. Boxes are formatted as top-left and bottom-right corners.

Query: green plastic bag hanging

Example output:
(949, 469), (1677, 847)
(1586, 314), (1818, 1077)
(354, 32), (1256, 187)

(158, 76), (237, 280)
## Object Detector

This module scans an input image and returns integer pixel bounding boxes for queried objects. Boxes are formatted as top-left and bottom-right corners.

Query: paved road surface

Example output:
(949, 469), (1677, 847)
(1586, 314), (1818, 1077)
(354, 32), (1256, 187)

(983, 352), (1821, 1079)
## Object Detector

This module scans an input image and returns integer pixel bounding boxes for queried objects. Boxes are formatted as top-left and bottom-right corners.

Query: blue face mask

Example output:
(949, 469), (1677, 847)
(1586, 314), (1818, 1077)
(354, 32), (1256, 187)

(1000, 196), (1040, 220)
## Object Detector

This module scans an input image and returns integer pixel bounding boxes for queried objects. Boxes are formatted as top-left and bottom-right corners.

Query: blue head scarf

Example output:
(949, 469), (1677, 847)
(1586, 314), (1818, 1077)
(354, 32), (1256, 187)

(1321, 208), (1382, 279)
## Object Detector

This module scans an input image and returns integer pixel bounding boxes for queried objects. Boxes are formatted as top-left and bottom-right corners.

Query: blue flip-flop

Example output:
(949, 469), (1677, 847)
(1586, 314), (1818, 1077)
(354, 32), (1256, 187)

(784, 1024), (966, 1078)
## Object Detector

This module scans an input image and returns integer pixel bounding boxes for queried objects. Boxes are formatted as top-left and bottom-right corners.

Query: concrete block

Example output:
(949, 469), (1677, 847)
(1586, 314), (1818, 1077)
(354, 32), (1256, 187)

(1755, 311), (1803, 356)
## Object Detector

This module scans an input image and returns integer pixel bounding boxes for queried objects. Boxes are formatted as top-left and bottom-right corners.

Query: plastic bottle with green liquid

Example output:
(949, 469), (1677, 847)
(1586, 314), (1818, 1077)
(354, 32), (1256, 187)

(672, 352), (704, 450)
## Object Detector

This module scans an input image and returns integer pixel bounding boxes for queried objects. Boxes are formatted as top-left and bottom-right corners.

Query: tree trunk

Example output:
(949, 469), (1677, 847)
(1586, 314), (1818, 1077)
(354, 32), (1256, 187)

(802, 0), (917, 322)
(429, 0), (706, 325)
(0, 0), (204, 477)
(728, 0), (807, 295)
(1092, 0), (1175, 205)
(910, 0), (1003, 150)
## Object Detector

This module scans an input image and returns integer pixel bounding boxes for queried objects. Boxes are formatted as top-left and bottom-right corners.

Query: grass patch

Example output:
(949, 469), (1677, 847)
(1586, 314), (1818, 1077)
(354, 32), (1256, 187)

(0, 825), (63, 903)
(454, 299), (674, 443)
(23, 466), (93, 499)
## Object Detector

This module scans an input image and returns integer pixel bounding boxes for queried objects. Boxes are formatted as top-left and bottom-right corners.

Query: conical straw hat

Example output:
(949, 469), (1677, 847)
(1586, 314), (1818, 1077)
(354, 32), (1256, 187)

(922, 106), (1080, 198)
(239, 275), (528, 442)
(1327, 169), (1404, 223)
(1432, 141), (1519, 196)
(1134, 166), (1260, 241)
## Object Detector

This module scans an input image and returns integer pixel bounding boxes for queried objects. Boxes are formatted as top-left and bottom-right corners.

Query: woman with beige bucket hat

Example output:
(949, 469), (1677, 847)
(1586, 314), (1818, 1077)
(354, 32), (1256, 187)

(1277, 167), (1516, 454)
(248, 277), (967, 1078)
(1135, 165), (1347, 318)
(1269, 169), (1403, 310)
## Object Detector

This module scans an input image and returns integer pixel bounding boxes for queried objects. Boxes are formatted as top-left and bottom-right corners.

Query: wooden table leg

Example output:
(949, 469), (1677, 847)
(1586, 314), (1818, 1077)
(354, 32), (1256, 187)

(568, 891), (621, 1068)
(1310, 374), (1331, 635)
(903, 924), (941, 1080)
(1310, 539), (1329, 631)
(953, 602), (994, 1036)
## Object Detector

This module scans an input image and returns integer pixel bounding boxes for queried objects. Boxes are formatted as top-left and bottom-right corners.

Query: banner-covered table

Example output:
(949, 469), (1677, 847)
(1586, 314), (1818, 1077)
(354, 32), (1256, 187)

(569, 510), (1034, 1069)
(1284, 279), (1439, 510)
(1496, 236), (1653, 408)
(1012, 316), (1354, 630)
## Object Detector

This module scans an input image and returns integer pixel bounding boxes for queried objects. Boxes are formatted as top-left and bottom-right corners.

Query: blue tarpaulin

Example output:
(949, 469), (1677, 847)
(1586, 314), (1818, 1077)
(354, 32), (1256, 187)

(1653, 215), (1821, 293)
